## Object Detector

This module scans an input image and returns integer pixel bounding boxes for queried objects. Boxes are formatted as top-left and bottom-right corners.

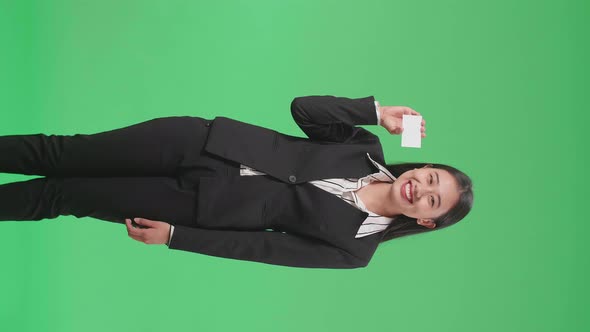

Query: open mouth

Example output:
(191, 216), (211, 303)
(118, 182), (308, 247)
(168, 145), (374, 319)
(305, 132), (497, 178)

(401, 180), (413, 203)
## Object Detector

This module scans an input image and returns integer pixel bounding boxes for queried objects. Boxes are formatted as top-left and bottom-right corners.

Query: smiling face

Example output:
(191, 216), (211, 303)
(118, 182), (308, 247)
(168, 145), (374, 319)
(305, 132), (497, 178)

(388, 166), (461, 228)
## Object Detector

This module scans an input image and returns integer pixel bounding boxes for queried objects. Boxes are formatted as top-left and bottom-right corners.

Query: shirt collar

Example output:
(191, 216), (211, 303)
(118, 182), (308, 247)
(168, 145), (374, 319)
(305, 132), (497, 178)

(366, 152), (397, 182)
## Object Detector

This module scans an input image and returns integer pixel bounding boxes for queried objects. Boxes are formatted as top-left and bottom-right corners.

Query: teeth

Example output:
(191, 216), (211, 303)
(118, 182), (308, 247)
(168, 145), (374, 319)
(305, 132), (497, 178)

(405, 183), (411, 202)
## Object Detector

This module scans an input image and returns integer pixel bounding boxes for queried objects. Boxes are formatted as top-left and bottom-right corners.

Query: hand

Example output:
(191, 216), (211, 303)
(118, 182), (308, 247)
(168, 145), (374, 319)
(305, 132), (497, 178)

(378, 106), (426, 137)
(125, 218), (171, 245)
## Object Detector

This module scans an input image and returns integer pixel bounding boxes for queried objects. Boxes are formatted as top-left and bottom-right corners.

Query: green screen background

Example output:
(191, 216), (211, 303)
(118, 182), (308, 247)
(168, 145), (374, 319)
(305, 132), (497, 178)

(1, 0), (587, 331)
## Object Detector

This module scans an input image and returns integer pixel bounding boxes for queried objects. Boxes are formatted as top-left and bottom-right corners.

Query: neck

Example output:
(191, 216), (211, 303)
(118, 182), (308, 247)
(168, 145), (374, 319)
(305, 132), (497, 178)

(358, 182), (403, 217)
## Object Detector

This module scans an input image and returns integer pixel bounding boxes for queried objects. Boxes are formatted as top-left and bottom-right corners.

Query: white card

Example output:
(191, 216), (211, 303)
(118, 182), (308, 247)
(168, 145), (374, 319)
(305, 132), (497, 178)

(401, 115), (422, 148)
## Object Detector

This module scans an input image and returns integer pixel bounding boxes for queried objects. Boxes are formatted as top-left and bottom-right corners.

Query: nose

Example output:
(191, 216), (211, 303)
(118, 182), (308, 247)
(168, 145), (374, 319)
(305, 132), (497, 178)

(415, 182), (435, 199)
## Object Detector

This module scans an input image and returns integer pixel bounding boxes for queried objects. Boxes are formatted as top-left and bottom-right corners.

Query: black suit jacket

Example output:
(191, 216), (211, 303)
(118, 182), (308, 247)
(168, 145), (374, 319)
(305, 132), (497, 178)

(168, 95), (390, 269)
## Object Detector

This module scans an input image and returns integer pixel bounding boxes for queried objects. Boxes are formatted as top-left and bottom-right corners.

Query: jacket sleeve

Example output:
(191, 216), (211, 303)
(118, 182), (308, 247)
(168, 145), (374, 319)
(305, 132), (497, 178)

(167, 225), (369, 269)
(290, 95), (379, 143)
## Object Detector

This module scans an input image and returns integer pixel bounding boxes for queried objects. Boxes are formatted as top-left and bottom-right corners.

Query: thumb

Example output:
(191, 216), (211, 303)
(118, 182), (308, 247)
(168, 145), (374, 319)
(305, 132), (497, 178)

(402, 107), (419, 115)
(134, 218), (157, 227)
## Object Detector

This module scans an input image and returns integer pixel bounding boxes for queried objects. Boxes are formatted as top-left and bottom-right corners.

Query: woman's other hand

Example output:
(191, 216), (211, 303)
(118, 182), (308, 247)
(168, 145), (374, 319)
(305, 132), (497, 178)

(378, 105), (426, 137)
(125, 218), (171, 245)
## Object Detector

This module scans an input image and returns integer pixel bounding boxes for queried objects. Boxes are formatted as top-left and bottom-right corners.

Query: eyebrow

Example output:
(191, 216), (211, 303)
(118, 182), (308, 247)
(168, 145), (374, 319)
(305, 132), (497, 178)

(435, 171), (441, 208)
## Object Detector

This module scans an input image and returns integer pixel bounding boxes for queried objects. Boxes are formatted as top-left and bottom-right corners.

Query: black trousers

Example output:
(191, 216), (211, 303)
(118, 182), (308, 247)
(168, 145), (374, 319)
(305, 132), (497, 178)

(0, 116), (238, 227)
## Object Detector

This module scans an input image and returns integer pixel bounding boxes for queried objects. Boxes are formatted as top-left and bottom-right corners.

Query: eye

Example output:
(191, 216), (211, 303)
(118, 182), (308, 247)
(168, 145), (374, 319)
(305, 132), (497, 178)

(429, 174), (433, 184)
(430, 196), (434, 207)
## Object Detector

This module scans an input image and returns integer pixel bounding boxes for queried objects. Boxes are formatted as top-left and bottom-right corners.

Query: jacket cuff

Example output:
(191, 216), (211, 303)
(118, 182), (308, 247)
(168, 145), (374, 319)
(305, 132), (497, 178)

(374, 100), (381, 126)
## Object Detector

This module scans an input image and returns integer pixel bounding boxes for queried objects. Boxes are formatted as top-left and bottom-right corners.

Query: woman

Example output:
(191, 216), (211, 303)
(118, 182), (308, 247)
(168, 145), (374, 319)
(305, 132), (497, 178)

(0, 95), (473, 269)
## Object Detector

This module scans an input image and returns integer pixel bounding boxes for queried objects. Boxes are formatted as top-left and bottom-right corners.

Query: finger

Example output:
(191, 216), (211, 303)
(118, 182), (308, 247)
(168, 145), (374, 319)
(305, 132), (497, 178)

(126, 227), (141, 240)
(126, 218), (137, 232)
(125, 219), (150, 243)
(421, 119), (426, 126)
(421, 127), (425, 132)
(125, 219), (134, 232)
(421, 133), (427, 138)
(128, 233), (142, 242)
(126, 219), (143, 236)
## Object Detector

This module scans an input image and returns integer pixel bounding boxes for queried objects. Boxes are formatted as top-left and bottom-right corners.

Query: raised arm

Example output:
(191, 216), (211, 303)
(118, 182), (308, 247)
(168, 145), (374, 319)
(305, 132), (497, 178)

(167, 225), (369, 269)
(290, 95), (380, 143)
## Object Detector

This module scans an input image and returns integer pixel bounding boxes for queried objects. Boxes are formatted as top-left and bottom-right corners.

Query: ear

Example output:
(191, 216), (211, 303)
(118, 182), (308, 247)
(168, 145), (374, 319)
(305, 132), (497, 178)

(417, 218), (436, 229)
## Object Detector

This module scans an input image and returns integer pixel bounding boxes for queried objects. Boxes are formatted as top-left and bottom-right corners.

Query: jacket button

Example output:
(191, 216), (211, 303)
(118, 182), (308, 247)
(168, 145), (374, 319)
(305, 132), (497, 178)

(205, 122), (211, 127)
(288, 175), (297, 183)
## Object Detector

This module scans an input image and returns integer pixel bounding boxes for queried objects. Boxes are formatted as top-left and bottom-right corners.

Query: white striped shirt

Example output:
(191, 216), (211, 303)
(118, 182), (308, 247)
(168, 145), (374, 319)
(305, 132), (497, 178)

(239, 152), (396, 238)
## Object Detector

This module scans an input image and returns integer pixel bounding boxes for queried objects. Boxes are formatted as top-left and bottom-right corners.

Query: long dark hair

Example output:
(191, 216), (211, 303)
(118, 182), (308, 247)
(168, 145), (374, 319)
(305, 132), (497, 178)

(378, 162), (474, 243)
